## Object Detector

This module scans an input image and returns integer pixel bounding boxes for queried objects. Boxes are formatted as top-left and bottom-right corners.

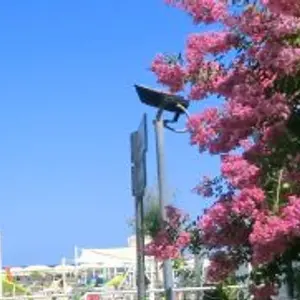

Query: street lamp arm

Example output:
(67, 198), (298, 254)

(156, 107), (164, 121)
(176, 103), (190, 118)
(163, 103), (190, 134)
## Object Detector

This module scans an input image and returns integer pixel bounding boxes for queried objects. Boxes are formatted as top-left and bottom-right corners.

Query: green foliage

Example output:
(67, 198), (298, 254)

(128, 188), (161, 238)
(106, 274), (126, 289)
(173, 258), (198, 287)
(202, 285), (233, 300)
(2, 279), (30, 296)
(284, 32), (300, 47)
(143, 196), (161, 238)
(129, 187), (178, 239)
(187, 222), (203, 255)
(203, 277), (244, 300)
(29, 271), (43, 281)
(173, 258), (186, 271)
(249, 71), (300, 215)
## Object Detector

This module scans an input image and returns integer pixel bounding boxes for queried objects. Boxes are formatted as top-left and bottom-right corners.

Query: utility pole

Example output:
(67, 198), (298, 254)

(154, 111), (174, 300)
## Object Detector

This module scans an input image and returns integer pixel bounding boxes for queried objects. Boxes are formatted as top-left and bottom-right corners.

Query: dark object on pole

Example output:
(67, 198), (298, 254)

(134, 85), (189, 300)
(134, 84), (189, 113)
(130, 114), (148, 300)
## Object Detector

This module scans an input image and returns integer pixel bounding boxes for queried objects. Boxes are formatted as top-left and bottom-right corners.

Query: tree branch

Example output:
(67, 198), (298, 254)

(274, 168), (284, 213)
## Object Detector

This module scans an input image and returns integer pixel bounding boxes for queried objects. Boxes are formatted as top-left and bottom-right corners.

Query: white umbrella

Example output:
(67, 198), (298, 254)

(53, 265), (75, 272)
(24, 265), (52, 272)
(78, 263), (103, 270)
(10, 267), (24, 274)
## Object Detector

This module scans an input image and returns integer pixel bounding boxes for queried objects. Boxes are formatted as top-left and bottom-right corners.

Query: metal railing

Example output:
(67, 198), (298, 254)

(84, 286), (246, 300)
(0, 294), (77, 300)
(0, 286), (247, 300)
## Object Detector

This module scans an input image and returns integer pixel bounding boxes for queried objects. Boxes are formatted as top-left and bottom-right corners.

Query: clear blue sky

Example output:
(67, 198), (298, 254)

(0, 0), (220, 266)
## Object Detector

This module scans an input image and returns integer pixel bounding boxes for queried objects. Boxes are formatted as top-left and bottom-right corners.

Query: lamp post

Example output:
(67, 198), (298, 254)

(134, 85), (189, 300)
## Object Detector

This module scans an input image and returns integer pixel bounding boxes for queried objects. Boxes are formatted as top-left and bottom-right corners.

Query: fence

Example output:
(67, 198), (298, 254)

(0, 287), (294, 300)
(0, 286), (246, 300)
(84, 286), (244, 300)
(85, 286), (246, 299)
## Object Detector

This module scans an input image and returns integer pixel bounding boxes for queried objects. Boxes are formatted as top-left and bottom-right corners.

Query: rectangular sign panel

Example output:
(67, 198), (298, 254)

(134, 155), (147, 197)
(130, 114), (148, 198)
(133, 114), (147, 164)
(137, 113), (147, 154)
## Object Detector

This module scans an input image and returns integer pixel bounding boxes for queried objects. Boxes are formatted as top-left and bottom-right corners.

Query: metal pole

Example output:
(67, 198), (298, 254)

(62, 257), (67, 294)
(74, 246), (79, 280)
(195, 253), (203, 300)
(135, 194), (146, 299)
(154, 115), (174, 300)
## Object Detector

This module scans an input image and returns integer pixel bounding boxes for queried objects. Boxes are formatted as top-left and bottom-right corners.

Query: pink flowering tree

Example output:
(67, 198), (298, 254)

(145, 205), (193, 259)
(145, 0), (300, 299)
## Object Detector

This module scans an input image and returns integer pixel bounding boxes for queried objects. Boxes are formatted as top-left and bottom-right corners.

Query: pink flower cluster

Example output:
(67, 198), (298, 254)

(206, 252), (237, 283)
(165, 0), (228, 24)
(194, 176), (214, 197)
(250, 196), (300, 265)
(144, 230), (179, 260)
(144, 205), (190, 260)
(186, 31), (238, 64)
(149, 0), (300, 297)
(165, 205), (188, 227)
(188, 108), (219, 152)
(151, 54), (185, 92)
(199, 195), (250, 247)
(221, 155), (260, 189)
(250, 282), (278, 300)
(254, 43), (300, 75)
(232, 187), (265, 217)
(262, 0), (300, 17)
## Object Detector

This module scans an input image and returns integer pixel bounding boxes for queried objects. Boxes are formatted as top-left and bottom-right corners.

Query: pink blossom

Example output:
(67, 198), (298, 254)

(194, 176), (214, 197)
(187, 107), (219, 152)
(151, 54), (185, 92)
(232, 187), (265, 216)
(150, 0), (300, 293)
(165, 0), (228, 24)
(186, 31), (238, 64)
(175, 231), (191, 247)
(221, 155), (260, 188)
(165, 205), (186, 228)
(144, 205), (189, 260)
(206, 252), (237, 283)
(254, 43), (300, 75)
(187, 61), (223, 99)
(144, 230), (181, 260)
(199, 195), (250, 246)
(251, 283), (278, 300)
(250, 213), (289, 265)
(261, 0), (300, 17)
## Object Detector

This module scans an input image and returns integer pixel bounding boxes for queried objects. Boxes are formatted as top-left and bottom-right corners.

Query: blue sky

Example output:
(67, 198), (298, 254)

(0, 0), (220, 266)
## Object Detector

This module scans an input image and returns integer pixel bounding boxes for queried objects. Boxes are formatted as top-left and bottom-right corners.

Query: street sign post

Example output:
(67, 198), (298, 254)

(130, 113), (148, 300)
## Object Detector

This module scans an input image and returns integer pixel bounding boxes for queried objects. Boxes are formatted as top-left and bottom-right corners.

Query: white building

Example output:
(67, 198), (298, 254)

(75, 235), (157, 284)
